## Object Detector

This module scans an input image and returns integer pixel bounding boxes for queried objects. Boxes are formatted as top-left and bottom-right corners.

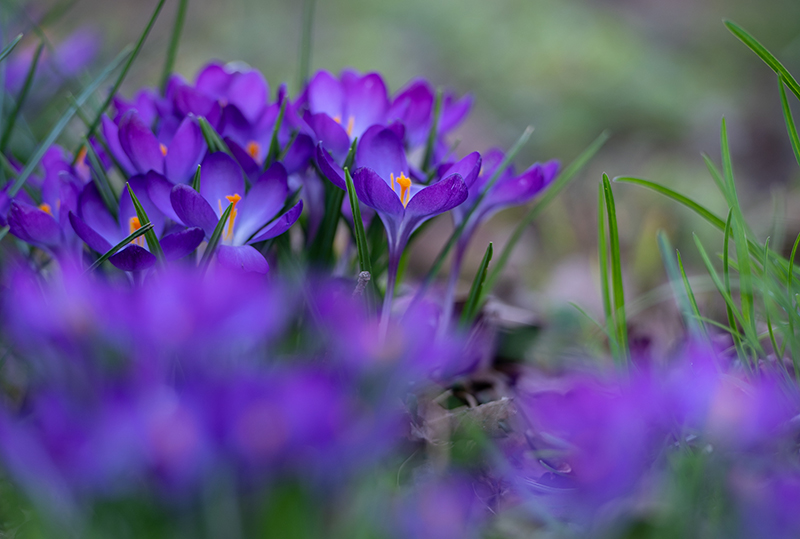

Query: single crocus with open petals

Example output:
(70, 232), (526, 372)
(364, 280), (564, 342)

(351, 126), (468, 320)
(167, 152), (302, 273)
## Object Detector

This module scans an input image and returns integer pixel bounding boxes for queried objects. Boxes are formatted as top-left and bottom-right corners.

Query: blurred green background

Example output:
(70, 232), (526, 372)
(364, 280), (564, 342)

(19, 0), (800, 357)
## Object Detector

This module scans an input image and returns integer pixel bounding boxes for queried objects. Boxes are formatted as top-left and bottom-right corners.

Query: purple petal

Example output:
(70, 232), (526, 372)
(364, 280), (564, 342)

(78, 183), (120, 244)
(8, 202), (62, 247)
(101, 115), (134, 176)
(225, 138), (261, 181)
(173, 83), (218, 120)
(387, 80), (434, 147)
(356, 126), (408, 182)
(171, 184), (219, 237)
(109, 244), (156, 272)
(249, 201), (303, 243)
(440, 93), (473, 134)
(118, 110), (165, 174)
(315, 144), (346, 190)
(351, 167), (404, 216)
(343, 73), (389, 138)
(542, 159), (561, 183)
(235, 163), (289, 243)
(161, 227), (204, 261)
(195, 62), (229, 94)
(69, 211), (113, 253)
(305, 112), (350, 162)
(441, 152), (482, 190)
(405, 173), (467, 221)
(199, 153), (246, 217)
(227, 70), (268, 124)
(145, 171), (184, 224)
(307, 70), (344, 119)
(216, 244), (269, 274)
(165, 116), (206, 183)
(282, 133), (314, 175)
(120, 175), (165, 236)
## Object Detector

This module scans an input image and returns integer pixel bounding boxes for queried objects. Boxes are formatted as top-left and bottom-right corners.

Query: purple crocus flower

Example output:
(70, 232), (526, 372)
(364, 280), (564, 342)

(163, 152), (302, 273)
(348, 126), (468, 322)
(304, 69), (389, 162)
(69, 177), (204, 272)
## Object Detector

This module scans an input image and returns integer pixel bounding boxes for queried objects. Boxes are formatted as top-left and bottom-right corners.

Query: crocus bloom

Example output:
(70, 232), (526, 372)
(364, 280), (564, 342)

(165, 152), (302, 273)
(350, 126), (468, 322)
(69, 177), (204, 272)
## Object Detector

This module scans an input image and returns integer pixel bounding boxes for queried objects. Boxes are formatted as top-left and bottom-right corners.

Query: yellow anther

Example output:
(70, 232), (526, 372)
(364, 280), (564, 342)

(333, 115), (355, 137)
(76, 146), (88, 166)
(224, 193), (242, 242)
(129, 216), (145, 247)
(246, 141), (261, 162)
(396, 172), (412, 207)
(160, 143), (168, 157)
(38, 203), (53, 216)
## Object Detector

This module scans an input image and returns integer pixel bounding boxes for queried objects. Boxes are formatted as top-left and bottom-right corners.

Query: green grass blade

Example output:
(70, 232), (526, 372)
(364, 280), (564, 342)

(297, 0), (317, 91)
(191, 164), (202, 192)
(9, 46), (131, 197)
(725, 20), (800, 102)
(265, 100), (287, 169)
(85, 223), (154, 272)
(459, 242), (493, 327)
(85, 138), (119, 219)
(598, 181), (617, 357)
(762, 237), (783, 363)
(0, 34), (23, 63)
(159, 0), (188, 95)
(569, 301), (615, 341)
(787, 233), (800, 376)
(613, 177), (726, 230)
(422, 88), (442, 173)
(483, 130), (610, 299)
(779, 76), (800, 170)
(603, 174), (629, 365)
(199, 203), (233, 271)
(82, 0), (167, 142)
(127, 183), (165, 265)
(701, 153), (729, 199)
(658, 230), (704, 340)
(0, 225), (9, 242)
(677, 250), (709, 342)
(197, 116), (233, 156)
(344, 167), (373, 277)
(723, 209), (745, 361)
(0, 41), (42, 152)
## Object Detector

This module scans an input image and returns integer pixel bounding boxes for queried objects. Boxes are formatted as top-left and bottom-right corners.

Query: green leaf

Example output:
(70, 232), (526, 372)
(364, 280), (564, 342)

(658, 230), (706, 341)
(159, 0), (188, 95)
(787, 233), (800, 375)
(422, 88), (442, 173)
(85, 222), (154, 273)
(676, 249), (709, 341)
(723, 209), (745, 361)
(127, 183), (165, 265)
(0, 34), (23, 63)
(762, 237), (783, 364)
(483, 130), (609, 299)
(725, 20), (800, 103)
(265, 99), (287, 169)
(343, 168), (373, 277)
(297, 0), (318, 91)
(779, 75), (800, 171)
(701, 153), (729, 199)
(0, 226), (9, 242)
(9, 45), (132, 197)
(197, 116), (233, 156)
(199, 203), (234, 271)
(602, 174), (629, 365)
(82, 0), (167, 141)
(191, 164), (202, 192)
(84, 138), (119, 212)
(459, 242), (493, 327)
(598, 181), (617, 358)
(0, 41), (43, 152)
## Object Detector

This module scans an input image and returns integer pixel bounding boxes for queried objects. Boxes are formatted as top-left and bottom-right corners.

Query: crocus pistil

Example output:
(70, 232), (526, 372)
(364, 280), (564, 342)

(221, 193), (242, 243)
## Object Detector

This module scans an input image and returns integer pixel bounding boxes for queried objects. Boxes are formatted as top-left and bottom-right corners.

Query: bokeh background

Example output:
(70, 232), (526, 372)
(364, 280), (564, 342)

(13, 0), (800, 359)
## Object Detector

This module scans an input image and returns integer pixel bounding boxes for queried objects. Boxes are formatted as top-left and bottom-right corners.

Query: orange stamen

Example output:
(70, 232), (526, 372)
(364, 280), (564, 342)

(246, 141), (261, 162)
(333, 115), (355, 137)
(224, 193), (242, 242)
(396, 172), (412, 207)
(76, 146), (88, 166)
(38, 203), (53, 216)
(129, 216), (145, 247)
(160, 143), (168, 157)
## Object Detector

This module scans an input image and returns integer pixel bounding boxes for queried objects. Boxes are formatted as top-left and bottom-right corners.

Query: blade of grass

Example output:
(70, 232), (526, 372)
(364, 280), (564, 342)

(297, 0), (317, 91)
(483, 131), (610, 300)
(191, 164), (201, 192)
(127, 183), (165, 265)
(725, 20), (800, 102)
(602, 174), (628, 365)
(598, 180), (617, 358)
(658, 230), (704, 340)
(199, 203), (233, 271)
(676, 250), (710, 342)
(81, 0), (167, 144)
(613, 177), (725, 229)
(569, 302), (615, 342)
(265, 100), (287, 170)
(9, 45), (131, 197)
(787, 233), (800, 375)
(197, 116), (233, 156)
(779, 75), (800, 170)
(422, 89), (442, 173)
(159, 0), (188, 95)
(0, 34), (23, 63)
(0, 226), (9, 242)
(723, 209), (746, 362)
(459, 242), (493, 327)
(0, 40), (42, 152)
(762, 237), (783, 365)
(85, 223), (154, 272)
(344, 167), (375, 312)
(701, 154), (729, 201)
(84, 138), (119, 219)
